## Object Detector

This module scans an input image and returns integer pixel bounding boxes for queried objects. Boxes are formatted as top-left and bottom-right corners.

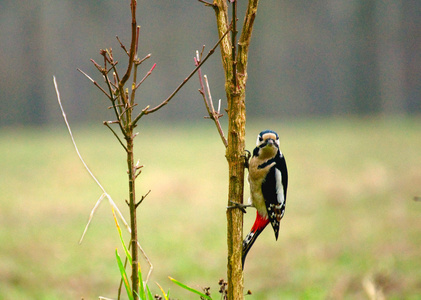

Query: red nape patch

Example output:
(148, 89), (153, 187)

(250, 211), (270, 233)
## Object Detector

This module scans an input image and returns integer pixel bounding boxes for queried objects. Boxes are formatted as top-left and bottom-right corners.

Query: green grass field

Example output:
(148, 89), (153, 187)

(1, 117), (420, 299)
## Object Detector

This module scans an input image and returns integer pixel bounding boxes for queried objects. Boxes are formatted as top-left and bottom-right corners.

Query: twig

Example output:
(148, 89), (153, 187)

(104, 121), (128, 152)
(119, 0), (137, 89)
(204, 75), (216, 113)
(54, 77), (127, 242)
(77, 68), (111, 99)
(119, 103), (137, 122)
(136, 53), (152, 65)
(134, 63), (156, 90)
(54, 76), (109, 192)
(198, 0), (215, 7)
(194, 56), (228, 148)
(103, 73), (127, 131)
(135, 26), (140, 57)
(136, 190), (151, 208)
(116, 36), (130, 56)
(195, 53), (209, 105)
(130, 27), (141, 107)
(237, 0), (259, 77)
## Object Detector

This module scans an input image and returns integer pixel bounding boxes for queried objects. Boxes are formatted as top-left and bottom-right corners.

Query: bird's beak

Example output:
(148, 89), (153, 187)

(267, 139), (275, 145)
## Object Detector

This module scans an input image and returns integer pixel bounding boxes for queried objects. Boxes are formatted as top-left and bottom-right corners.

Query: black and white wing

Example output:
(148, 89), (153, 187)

(261, 150), (288, 239)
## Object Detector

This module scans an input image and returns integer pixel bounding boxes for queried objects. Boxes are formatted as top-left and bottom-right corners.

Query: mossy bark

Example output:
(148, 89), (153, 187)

(212, 1), (260, 299)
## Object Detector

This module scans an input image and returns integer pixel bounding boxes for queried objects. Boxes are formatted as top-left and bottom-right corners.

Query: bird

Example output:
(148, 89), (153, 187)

(240, 129), (288, 268)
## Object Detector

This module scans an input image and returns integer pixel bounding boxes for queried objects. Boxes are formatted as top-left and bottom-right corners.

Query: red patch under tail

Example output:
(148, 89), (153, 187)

(242, 211), (270, 268)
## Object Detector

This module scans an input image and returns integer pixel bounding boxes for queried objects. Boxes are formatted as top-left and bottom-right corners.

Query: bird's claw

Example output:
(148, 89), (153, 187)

(242, 150), (251, 169)
(227, 200), (250, 213)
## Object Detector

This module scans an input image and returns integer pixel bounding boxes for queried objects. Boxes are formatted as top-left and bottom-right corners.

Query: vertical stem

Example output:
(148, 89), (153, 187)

(212, 1), (245, 299)
(126, 134), (139, 299)
(227, 4), (244, 300)
(122, 1), (140, 297)
(226, 93), (246, 300)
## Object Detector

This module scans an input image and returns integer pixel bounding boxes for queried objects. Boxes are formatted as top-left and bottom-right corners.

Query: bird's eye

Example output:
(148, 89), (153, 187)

(259, 137), (263, 141)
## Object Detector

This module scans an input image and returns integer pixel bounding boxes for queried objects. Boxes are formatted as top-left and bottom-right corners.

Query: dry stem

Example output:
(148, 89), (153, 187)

(53, 77), (153, 286)
(194, 53), (228, 148)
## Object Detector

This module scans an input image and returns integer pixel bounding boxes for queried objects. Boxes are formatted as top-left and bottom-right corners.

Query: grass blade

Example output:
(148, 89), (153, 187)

(168, 277), (212, 300)
(112, 208), (133, 266)
(138, 263), (145, 298)
(146, 285), (154, 300)
(116, 249), (134, 300)
(156, 282), (169, 300)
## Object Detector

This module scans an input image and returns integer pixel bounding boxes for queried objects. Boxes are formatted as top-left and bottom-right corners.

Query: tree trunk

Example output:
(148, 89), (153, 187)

(226, 92), (246, 300)
(208, 1), (260, 298)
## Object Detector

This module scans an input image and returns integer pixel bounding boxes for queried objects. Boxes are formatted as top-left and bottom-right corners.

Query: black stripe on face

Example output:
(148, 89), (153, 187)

(258, 138), (277, 148)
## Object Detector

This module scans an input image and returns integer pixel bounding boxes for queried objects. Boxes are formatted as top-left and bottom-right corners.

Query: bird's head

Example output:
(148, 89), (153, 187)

(255, 130), (280, 158)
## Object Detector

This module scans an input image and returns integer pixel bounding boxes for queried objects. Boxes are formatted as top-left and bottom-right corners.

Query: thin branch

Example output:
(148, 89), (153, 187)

(104, 121), (128, 152)
(116, 36), (130, 56)
(237, 0), (259, 76)
(130, 26), (142, 107)
(110, 66), (125, 110)
(143, 24), (232, 116)
(194, 54), (228, 148)
(91, 58), (105, 74)
(77, 68), (111, 99)
(131, 105), (149, 126)
(195, 55), (211, 112)
(134, 159), (144, 179)
(119, 0), (137, 89)
(102, 72), (129, 138)
(136, 190), (151, 208)
(130, 66), (138, 107)
(204, 77), (228, 147)
(119, 103), (138, 121)
(136, 53), (152, 65)
(204, 75), (216, 113)
(134, 63), (156, 90)
(198, 0), (215, 7)
(54, 76), (129, 245)
(54, 76), (109, 192)
(135, 26), (140, 58)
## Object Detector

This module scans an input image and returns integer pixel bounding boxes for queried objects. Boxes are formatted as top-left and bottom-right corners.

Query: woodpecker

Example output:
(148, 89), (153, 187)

(242, 130), (288, 267)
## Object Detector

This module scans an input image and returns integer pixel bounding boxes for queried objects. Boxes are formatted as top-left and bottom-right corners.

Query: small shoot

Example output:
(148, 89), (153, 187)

(116, 249), (134, 300)
(156, 282), (169, 300)
(169, 277), (212, 300)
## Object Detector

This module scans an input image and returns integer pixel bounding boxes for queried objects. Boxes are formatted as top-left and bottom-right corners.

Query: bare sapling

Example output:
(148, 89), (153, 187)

(54, 0), (231, 298)
(197, 0), (261, 299)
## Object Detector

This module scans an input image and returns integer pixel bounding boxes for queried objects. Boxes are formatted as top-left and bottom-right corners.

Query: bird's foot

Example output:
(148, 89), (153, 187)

(227, 200), (251, 213)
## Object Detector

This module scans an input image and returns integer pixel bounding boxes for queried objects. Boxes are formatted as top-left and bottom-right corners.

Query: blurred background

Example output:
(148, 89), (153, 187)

(0, 0), (420, 125)
(1, 0), (421, 299)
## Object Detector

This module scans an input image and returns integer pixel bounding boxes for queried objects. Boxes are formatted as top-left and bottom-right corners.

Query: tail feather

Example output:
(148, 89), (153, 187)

(242, 212), (270, 269)
(242, 228), (263, 268)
